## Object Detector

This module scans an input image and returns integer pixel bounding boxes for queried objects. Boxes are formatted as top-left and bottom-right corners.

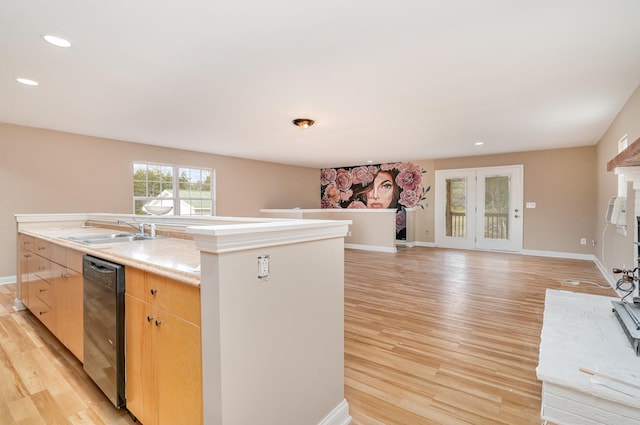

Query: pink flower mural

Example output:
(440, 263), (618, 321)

(320, 162), (431, 239)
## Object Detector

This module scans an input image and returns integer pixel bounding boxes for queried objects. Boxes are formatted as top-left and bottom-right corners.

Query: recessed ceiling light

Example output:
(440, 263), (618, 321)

(367, 160), (374, 163)
(474, 141), (484, 146)
(16, 77), (39, 86)
(42, 34), (72, 48)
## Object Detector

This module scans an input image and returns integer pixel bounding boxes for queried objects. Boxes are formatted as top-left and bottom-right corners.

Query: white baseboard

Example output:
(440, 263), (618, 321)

(344, 243), (396, 253)
(415, 241), (436, 247)
(396, 240), (416, 248)
(318, 399), (351, 425)
(593, 256), (623, 296)
(0, 275), (16, 285)
(523, 250), (621, 295)
(521, 249), (594, 261)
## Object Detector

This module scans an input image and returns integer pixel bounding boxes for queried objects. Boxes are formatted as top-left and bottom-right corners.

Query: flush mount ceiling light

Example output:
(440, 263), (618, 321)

(474, 141), (484, 146)
(42, 34), (72, 48)
(16, 77), (39, 86)
(292, 118), (315, 129)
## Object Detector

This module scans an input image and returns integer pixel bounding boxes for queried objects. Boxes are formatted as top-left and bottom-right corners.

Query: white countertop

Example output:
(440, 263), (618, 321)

(20, 226), (201, 286)
(537, 289), (640, 408)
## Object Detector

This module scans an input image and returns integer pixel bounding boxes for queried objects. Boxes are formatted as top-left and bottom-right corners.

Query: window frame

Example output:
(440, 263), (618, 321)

(132, 162), (215, 216)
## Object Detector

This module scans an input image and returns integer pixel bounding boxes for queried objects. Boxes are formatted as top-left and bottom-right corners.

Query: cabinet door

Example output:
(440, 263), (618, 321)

(53, 265), (84, 361)
(125, 294), (157, 425)
(156, 312), (203, 425)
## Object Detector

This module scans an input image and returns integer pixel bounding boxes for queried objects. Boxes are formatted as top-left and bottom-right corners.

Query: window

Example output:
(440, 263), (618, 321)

(618, 134), (629, 197)
(133, 163), (214, 216)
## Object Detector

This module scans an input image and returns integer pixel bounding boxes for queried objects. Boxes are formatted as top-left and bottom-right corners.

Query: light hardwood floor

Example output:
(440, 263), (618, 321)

(0, 284), (134, 425)
(344, 247), (616, 425)
(0, 247), (617, 424)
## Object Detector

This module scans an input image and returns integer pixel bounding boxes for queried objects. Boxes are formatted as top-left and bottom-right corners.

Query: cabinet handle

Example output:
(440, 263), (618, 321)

(147, 315), (154, 322)
(150, 288), (158, 295)
(39, 288), (46, 293)
(155, 319), (163, 326)
(39, 311), (47, 316)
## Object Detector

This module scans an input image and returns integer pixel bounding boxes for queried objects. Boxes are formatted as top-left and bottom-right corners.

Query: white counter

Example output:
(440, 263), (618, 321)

(537, 289), (640, 424)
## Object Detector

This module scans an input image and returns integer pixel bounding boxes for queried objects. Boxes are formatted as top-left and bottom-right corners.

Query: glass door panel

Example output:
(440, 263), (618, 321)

(446, 178), (467, 238)
(483, 175), (509, 240)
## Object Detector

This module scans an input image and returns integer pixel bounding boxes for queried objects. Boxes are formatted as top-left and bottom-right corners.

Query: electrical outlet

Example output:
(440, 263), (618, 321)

(425, 230), (429, 236)
(580, 238), (587, 245)
(257, 255), (269, 280)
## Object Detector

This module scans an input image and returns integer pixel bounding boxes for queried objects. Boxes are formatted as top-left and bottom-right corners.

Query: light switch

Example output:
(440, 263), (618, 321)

(526, 202), (536, 208)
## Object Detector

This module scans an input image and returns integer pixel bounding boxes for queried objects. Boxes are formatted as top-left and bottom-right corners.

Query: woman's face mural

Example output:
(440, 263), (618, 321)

(320, 162), (430, 240)
(366, 171), (395, 208)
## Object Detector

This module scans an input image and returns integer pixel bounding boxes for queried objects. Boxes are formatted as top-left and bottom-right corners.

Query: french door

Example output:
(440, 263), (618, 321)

(435, 165), (523, 252)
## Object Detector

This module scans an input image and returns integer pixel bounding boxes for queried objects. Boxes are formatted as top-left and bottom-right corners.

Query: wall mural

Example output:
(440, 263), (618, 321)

(320, 162), (430, 240)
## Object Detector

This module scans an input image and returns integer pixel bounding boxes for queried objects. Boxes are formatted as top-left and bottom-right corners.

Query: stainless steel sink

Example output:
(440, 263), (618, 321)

(62, 233), (164, 245)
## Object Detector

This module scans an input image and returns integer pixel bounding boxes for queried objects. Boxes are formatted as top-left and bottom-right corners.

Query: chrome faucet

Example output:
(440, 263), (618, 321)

(118, 220), (143, 234)
(144, 223), (156, 238)
(117, 220), (156, 237)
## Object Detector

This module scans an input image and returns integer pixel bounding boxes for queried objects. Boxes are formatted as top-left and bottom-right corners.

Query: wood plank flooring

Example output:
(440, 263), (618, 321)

(0, 284), (133, 425)
(344, 247), (616, 425)
(0, 247), (618, 424)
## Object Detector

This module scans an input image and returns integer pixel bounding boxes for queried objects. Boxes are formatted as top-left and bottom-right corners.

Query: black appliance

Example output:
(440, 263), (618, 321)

(82, 255), (125, 407)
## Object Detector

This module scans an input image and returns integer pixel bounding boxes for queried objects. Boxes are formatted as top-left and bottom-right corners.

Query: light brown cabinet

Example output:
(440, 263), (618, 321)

(19, 234), (84, 361)
(125, 267), (202, 425)
(52, 249), (84, 361)
(19, 234), (34, 309)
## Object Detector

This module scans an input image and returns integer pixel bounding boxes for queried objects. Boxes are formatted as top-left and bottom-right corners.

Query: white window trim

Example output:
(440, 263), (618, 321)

(133, 162), (215, 216)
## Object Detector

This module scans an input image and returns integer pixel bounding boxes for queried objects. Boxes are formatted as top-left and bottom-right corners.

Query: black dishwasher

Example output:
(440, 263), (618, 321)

(82, 255), (125, 408)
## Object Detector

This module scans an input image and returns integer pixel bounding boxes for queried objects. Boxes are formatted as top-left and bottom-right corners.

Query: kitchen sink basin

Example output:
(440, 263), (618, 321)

(62, 233), (164, 245)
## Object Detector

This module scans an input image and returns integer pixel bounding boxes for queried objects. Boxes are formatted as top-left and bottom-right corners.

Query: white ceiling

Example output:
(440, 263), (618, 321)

(2, 1), (640, 169)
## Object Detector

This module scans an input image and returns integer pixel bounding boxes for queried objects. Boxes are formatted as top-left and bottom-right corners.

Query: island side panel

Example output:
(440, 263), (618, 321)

(200, 237), (346, 425)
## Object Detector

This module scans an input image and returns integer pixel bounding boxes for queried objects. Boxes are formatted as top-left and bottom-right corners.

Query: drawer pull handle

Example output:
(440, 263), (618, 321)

(39, 311), (47, 315)
(147, 315), (154, 322)
(150, 289), (158, 295)
(155, 320), (163, 327)
(39, 289), (46, 293)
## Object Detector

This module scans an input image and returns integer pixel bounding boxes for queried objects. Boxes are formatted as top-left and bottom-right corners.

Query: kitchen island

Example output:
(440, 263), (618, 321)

(16, 213), (352, 425)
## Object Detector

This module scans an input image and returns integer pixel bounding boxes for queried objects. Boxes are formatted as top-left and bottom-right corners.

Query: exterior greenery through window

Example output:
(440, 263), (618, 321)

(133, 163), (214, 216)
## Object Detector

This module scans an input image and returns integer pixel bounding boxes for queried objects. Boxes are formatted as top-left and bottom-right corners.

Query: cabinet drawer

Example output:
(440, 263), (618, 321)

(20, 234), (34, 251)
(49, 243), (67, 266)
(30, 291), (53, 330)
(126, 267), (200, 325)
(34, 278), (52, 306)
(67, 249), (83, 273)
(148, 274), (200, 325)
(34, 238), (50, 257)
(31, 255), (51, 282)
